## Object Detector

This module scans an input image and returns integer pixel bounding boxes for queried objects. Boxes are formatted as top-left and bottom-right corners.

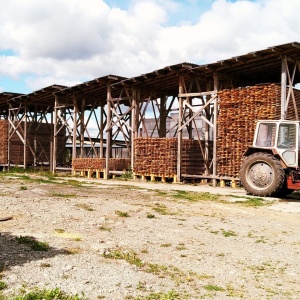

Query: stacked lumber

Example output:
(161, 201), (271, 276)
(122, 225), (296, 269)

(72, 158), (106, 170)
(0, 121), (65, 165)
(134, 138), (177, 176)
(0, 120), (8, 164)
(217, 84), (281, 177)
(181, 140), (213, 175)
(72, 158), (130, 171)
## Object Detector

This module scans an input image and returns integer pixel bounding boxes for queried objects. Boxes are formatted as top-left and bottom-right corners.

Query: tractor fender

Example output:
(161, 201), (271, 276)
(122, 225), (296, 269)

(243, 147), (287, 168)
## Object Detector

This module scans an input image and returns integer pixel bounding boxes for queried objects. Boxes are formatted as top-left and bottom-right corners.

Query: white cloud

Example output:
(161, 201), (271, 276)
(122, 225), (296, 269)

(0, 0), (300, 92)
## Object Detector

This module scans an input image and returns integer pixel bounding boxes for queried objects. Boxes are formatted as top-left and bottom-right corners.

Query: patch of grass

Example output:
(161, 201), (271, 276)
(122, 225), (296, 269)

(52, 193), (77, 198)
(175, 243), (187, 251)
(103, 249), (144, 267)
(20, 186), (27, 190)
(155, 190), (168, 197)
(152, 203), (173, 215)
(119, 166), (133, 180)
(103, 248), (197, 286)
(221, 229), (237, 237)
(15, 235), (50, 251)
(0, 281), (7, 291)
(135, 290), (181, 300)
(99, 225), (111, 232)
(203, 284), (225, 292)
(75, 203), (95, 211)
(7, 287), (86, 300)
(255, 237), (267, 243)
(64, 179), (83, 187)
(146, 213), (155, 219)
(115, 210), (130, 217)
(160, 243), (172, 248)
(40, 263), (51, 268)
(136, 281), (146, 291)
(230, 195), (268, 206)
(172, 190), (220, 202)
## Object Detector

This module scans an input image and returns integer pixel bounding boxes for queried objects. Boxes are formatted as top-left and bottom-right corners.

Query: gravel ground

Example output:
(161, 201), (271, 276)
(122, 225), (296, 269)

(0, 173), (300, 299)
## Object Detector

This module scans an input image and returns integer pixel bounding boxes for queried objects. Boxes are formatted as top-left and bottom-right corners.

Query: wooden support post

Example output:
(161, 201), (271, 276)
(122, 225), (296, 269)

(72, 96), (78, 162)
(177, 78), (184, 183)
(80, 99), (85, 158)
(33, 106), (37, 166)
(96, 170), (100, 179)
(50, 108), (54, 172)
(100, 104), (104, 158)
(281, 55), (287, 120)
(159, 94), (167, 137)
(23, 105), (27, 169)
(220, 180), (225, 187)
(52, 95), (58, 173)
(212, 74), (219, 187)
(188, 97), (193, 139)
(131, 89), (137, 172)
(231, 180), (236, 188)
(8, 106), (11, 171)
(105, 84), (112, 179)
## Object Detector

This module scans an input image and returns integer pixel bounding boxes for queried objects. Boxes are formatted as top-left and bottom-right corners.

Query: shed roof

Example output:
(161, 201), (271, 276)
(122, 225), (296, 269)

(0, 92), (23, 108)
(112, 42), (300, 95)
(54, 75), (127, 107)
(191, 41), (300, 86)
(8, 85), (66, 112)
(111, 62), (199, 96)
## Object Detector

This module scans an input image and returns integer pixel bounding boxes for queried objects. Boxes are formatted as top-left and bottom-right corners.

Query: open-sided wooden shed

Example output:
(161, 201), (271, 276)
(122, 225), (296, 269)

(2, 42), (300, 185)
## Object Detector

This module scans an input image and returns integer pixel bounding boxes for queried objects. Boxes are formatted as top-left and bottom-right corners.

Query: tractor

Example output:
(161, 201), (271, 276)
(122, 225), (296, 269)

(240, 120), (300, 197)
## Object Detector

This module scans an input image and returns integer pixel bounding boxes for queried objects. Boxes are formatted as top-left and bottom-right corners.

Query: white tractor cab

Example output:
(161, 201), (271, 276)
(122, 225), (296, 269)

(240, 120), (300, 197)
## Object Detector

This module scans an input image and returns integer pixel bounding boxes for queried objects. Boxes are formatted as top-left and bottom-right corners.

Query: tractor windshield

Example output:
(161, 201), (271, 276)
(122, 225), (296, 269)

(255, 123), (276, 147)
(277, 124), (296, 149)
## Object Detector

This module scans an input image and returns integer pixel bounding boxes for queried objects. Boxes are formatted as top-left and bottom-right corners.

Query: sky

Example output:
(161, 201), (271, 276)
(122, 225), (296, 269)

(0, 0), (300, 94)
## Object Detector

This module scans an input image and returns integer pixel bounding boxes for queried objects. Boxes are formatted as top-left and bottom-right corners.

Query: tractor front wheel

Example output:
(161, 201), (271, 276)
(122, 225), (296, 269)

(240, 152), (285, 197)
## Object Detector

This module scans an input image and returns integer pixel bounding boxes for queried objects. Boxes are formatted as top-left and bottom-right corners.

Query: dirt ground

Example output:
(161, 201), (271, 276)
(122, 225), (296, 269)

(0, 173), (300, 299)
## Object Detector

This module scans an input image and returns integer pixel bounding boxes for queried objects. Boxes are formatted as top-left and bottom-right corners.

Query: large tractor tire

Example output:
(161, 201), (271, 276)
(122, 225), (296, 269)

(240, 152), (285, 197)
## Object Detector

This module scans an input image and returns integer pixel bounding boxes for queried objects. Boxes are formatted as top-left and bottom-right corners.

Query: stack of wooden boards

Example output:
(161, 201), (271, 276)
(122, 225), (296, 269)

(0, 120), (8, 164)
(217, 84), (282, 177)
(134, 138), (212, 177)
(0, 120), (65, 165)
(72, 158), (131, 171)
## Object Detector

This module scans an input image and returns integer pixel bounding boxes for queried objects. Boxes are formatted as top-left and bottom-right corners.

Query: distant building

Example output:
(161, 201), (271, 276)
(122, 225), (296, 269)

(142, 112), (212, 140)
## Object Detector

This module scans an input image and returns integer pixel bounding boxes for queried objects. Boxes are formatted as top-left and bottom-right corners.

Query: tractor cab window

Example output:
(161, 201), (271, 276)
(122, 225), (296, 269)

(277, 124), (296, 149)
(255, 123), (276, 147)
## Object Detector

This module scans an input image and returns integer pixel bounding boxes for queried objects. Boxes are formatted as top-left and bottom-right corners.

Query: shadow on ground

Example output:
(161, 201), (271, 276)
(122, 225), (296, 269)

(0, 232), (68, 271)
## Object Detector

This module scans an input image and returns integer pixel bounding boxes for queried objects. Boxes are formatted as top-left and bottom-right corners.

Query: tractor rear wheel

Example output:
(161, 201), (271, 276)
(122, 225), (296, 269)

(240, 152), (285, 197)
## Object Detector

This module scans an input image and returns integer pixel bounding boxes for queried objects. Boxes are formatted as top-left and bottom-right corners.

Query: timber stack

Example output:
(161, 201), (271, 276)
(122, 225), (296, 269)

(134, 138), (177, 177)
(181, 140), (213, 175)
(217, 84), (281, 177)
(72, 158), (130, 171)
(0, 120), (8, 164)
(0, 120), (65, 166)
(134, 138), (211, 178)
